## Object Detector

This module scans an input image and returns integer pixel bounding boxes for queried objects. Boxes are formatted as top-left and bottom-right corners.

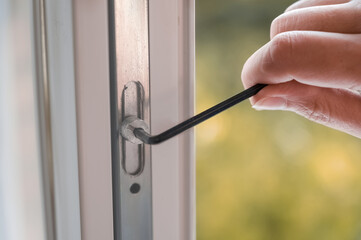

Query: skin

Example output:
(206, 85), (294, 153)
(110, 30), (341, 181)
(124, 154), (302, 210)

(241, 0), (361, 138)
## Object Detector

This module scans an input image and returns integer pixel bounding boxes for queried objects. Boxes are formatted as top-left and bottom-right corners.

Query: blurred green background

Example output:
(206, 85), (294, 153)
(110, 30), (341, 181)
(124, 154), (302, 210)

(195, 1), (361, 239)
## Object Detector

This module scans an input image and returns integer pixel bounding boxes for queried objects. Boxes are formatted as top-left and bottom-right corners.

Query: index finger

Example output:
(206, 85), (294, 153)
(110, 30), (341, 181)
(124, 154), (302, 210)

(241, 31), (361, 91)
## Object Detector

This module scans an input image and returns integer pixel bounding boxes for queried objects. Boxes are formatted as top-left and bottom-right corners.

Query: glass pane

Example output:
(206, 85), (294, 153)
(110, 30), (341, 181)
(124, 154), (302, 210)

(0, 0), (45, 239)
(196, 1), (361, 239)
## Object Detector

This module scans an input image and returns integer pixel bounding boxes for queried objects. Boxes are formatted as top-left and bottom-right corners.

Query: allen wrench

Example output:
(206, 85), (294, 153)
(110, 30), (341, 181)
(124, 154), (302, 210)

(121, 83), (267, 145)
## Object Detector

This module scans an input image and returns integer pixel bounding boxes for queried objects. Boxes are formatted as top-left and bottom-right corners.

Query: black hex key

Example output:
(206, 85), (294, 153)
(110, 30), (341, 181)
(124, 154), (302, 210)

(133, 84), (267, 144)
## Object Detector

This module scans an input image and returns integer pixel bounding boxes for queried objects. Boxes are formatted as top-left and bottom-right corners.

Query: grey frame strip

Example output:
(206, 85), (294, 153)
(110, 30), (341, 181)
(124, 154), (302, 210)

(32, 0), (56, 239)
(32, 0), (82, 239)
(108, 0), (153, 239)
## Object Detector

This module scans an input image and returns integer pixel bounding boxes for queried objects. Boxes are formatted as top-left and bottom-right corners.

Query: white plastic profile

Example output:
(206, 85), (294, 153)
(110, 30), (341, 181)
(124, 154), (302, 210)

(72, 0), (195, 240)
(149, 0), (195, 239)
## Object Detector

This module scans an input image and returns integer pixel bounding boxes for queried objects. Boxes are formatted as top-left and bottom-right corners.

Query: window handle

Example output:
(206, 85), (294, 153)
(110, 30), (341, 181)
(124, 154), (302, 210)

(121, 84), (267, 145)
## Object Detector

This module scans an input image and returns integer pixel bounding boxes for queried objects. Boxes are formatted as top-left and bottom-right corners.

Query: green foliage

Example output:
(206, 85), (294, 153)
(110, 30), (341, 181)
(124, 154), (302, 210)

(196, 0), (361, 239)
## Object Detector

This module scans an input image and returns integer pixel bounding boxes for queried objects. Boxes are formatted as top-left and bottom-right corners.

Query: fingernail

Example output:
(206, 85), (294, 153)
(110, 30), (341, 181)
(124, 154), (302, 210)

(252, 97), (287, 111)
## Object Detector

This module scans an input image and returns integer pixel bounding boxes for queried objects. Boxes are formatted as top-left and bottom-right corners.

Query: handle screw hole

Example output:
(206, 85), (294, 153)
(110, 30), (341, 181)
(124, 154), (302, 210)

(130, 183), (141, 194)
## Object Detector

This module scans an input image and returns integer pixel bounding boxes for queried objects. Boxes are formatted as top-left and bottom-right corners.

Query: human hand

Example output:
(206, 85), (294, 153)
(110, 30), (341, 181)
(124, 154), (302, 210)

(241, 0), (361, 138)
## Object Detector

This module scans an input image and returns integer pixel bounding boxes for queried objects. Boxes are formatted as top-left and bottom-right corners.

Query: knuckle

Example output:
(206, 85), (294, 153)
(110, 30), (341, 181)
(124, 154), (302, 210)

(241, 69), (250, 87)
(270, 15), (284, 38)
(270, 18), (278, 38)
(262, 32), (295, 73)
(270, 12), (298, 38)
(241, 59), (253, 87)
(271, 32), (294, 57)
(302, 99), (331, 125)
(284, 0), (304, 13)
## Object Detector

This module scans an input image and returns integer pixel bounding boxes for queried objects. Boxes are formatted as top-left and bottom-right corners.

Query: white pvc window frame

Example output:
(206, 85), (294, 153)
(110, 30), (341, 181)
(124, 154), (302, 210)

(33, 0), (195, 239)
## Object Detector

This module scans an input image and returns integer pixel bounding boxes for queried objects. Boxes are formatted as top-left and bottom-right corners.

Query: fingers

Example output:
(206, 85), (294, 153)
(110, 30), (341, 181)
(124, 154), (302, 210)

(252, 81), (361, 138)
(271, 3), (360, 38)
(241, 31), (361, 91)
(285, 0), (351, 12)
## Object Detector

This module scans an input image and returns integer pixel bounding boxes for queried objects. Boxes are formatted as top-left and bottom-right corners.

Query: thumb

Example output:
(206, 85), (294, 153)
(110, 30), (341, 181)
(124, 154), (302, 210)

(252, 81), (361, 139)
